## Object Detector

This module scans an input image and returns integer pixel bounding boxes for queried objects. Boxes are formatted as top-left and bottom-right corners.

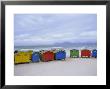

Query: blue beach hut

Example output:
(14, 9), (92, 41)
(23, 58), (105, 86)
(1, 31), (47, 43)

(32, 52), (40, 62)
(92, 49), (97, 58)
(55, 51), (66, 60)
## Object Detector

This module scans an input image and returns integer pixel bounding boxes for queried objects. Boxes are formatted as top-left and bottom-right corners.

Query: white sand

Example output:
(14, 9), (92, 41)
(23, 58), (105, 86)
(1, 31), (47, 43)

(14, 58), (97, 76)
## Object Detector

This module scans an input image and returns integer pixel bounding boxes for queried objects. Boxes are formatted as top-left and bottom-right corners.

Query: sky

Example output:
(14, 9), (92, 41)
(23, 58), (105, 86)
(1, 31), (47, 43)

(14, 14), (97, 46)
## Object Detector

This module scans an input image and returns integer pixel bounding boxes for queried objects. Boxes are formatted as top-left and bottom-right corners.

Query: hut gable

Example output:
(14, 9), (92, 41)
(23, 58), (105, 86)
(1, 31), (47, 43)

(41, 51), (54, 62)
(81, 49), (91, 58)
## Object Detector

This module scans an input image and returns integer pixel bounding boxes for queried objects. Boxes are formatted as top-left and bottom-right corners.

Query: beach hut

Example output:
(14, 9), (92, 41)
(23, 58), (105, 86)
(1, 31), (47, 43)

(92, 49), (97, 58)
(40, 50), (54, 62)
(14, 51), (31, 64)
(31, 52), (40, 62)
(70, 49), (79, 58)
(55, 50), (66, 60)
(81, 49), (91, 58)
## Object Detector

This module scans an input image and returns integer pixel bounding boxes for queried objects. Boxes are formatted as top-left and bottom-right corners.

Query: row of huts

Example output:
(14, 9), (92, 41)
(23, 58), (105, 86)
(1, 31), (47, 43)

(14, 49), (97, 64)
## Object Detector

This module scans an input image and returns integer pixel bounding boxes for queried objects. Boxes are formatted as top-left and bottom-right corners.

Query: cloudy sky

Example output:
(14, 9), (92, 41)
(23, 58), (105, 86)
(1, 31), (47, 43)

(14, 14), (97, 46)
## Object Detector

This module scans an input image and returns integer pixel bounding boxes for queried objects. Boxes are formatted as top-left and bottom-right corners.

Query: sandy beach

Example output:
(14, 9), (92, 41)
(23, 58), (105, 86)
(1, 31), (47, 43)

(14, 58), (97, 76)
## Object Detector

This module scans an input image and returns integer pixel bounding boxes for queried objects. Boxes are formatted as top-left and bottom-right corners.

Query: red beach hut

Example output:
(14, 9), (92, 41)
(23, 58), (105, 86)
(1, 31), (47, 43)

(81, 49), (91, 58)
(41, 51), (54, 62)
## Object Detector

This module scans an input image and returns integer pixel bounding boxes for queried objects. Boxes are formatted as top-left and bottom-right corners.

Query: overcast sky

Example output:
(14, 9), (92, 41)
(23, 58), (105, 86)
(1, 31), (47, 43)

(14, 14), (97, 46)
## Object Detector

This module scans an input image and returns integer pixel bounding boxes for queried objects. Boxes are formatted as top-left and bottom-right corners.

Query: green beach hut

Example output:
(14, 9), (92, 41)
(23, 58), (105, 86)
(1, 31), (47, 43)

(70, 49), (79, 58)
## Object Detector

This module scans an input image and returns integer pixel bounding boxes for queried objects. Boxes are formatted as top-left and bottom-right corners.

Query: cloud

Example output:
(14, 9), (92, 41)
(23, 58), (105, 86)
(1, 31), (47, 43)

(14, 14), (97, 46)
(79, 31), (96, 37)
